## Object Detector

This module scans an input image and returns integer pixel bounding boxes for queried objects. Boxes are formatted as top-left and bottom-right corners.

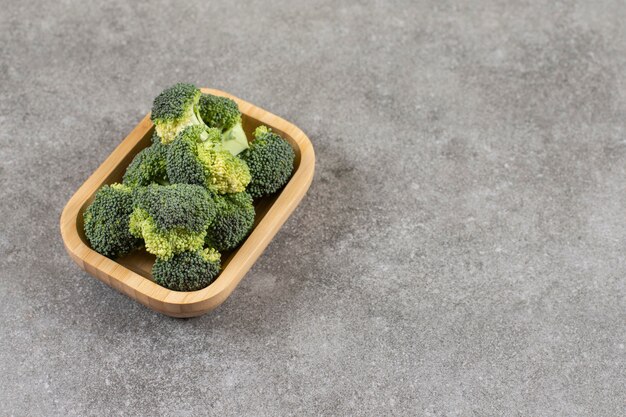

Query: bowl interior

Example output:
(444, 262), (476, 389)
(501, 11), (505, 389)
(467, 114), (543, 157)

(76, 113), (303, 281)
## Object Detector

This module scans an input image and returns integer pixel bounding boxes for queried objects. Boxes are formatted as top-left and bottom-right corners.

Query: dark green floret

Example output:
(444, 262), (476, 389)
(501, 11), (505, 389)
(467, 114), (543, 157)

(198, 93), (249, 156)
(83, 183), (140, 257)
(152, 248), (221, 291)
(129, 183), (216, 259)
(132, 183), (215, 233)
(165, 125), (207, 187)
(240, 126), (295, 198)
(166, 125), (251, 194)
(151, 83), (200, 124)
(122, 140), (168, 187)
(150, 83), (205, 144)
(205, 192), (255, 251)
(199, 94), (241, 131)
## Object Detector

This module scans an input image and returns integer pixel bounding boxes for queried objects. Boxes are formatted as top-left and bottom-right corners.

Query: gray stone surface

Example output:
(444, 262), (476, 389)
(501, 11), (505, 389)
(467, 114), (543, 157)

(1, 0), (625, 415)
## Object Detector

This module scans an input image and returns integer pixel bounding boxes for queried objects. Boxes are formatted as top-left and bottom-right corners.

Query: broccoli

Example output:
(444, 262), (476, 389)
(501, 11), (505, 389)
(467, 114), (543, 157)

(151, 83), (205, 144)
(198, 94), (239, 130)
(129, 184), (216, 259)
(198, 93), (249, 156)
(83, 183), (140, 257)
(167, 125), (251, 194)
(79, 84), (305, 293)
(240, 126), (295, 198)
(205, 192), (255, 251)
(152, 248), (221, 291)
(122, 140), (168, 187)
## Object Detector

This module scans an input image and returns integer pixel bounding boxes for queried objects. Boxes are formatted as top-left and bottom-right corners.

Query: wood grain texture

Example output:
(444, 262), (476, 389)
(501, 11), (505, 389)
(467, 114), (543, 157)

(60, 89), (315, 317)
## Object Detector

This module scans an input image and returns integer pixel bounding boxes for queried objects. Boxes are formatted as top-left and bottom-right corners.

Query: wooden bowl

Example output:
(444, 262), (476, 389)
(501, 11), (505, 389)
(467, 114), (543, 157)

(60, 89), (315, 317)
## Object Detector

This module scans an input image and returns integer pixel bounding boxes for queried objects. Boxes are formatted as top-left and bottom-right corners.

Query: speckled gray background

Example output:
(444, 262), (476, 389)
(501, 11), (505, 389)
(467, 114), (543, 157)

(1, 0), (625, 415)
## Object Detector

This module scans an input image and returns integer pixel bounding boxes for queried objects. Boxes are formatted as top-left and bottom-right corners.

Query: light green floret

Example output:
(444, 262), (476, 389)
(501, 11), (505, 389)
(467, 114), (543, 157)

(151, 83), (206, 144)
(197, 138), (251, 194)
(198, 93), (249, 156)
(129, 208), (206, 259)
(167, 125), (251, 194)
(129, 183), (216, 259)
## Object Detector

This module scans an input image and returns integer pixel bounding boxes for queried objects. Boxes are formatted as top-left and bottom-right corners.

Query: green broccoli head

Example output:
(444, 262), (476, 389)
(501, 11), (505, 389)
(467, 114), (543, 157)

(240, 126), (295, 198)
(83, 183), (140, 257)
(199, 94), (241, 131)
(205, 192), (255, 251)
(122, 140), (168, 187)
(129, 184), (216, 259)
(151, 83), (205, 144)
(167, 125), (251, 194)
(198, 93), (249, 156)
(152, 248), (221, 291)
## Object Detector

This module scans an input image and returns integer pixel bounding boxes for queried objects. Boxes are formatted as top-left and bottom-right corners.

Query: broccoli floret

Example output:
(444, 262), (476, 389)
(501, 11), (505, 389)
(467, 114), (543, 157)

(151, 83), (205, 144)
(167, 125), (251, 194)
(240, 126), (295, 198)
(129, 184), (216, 259)
(83, 183), (140, 257)
(198, 93), (249, 156)
(152, 248), (221, 291)
(197, 141), (251, 194)
(122, 140), (168, 187)
(198, 94), (240, 130)
(205, 192), (255, 251)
